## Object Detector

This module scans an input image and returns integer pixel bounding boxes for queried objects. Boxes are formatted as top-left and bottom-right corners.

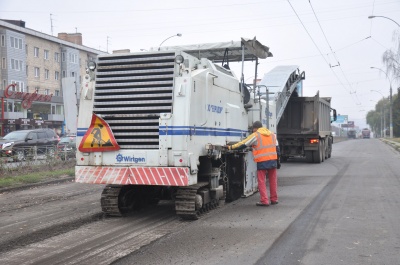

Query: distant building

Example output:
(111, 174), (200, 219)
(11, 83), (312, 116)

(0, 19), (105, 136)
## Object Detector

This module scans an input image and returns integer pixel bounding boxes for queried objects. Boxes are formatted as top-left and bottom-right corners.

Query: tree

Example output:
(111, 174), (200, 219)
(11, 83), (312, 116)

(382, 30), (400, 137)
(382, 30), (400, 78)
(366, 97), (390, 137)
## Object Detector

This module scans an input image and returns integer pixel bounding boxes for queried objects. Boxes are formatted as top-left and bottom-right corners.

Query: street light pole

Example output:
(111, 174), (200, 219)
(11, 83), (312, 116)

(158, 33), (182, 51)
(368, 15), (400, 27)
(371, 67), (394, 138)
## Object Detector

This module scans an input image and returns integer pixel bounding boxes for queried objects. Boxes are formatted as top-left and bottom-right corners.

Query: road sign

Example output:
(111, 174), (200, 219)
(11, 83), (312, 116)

(79, 114), (120, 152)
(334, 115), (348, 124)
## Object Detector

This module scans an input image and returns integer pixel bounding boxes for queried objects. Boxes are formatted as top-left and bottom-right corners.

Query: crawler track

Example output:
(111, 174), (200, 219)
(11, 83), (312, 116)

(175, 183), (221, 220)
(100, 185), (123, 217)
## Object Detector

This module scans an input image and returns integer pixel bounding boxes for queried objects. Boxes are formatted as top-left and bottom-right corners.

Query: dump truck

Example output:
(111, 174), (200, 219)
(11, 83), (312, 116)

(277, 92), (337, 163)
(361, 128), (371, 138)
(347, 129), (357, 139)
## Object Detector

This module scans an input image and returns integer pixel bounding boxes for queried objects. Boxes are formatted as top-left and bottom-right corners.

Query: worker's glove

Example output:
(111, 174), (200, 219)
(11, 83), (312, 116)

(223, 145), (231, 150)
(277, 157), (281, 169)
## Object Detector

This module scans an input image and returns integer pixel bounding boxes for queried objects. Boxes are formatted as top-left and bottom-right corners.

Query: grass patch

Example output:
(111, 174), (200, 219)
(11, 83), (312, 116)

(0, 159), (75, 189)
(0, 168), (74, 188)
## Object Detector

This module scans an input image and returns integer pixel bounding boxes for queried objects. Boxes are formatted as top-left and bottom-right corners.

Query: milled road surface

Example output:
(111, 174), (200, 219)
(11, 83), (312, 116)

(115, 139), (400, 265)
(0, 138), (399, 265)
(0, 182), (187, 265)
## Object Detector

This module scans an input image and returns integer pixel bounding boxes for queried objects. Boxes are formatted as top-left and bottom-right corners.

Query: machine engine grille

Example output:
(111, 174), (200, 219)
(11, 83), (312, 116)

(94, 53), (175, 149)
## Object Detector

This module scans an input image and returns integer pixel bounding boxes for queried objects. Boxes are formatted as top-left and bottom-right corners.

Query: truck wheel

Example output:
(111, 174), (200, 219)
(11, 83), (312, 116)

(327, 137), (332, 158)
(312, 141), (322, 163)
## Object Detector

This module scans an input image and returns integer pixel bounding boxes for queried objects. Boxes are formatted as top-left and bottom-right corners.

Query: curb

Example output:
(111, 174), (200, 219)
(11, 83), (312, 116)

(0, 176), (75, 193)
(380, 138), (400, 152)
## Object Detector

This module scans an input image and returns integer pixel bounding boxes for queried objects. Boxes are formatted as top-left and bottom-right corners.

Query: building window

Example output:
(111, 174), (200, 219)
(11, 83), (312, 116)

(1, 35), (5, 46)
(11, 81), (24, 92)
(55, 90), (60, 96)
(70, 71), (75, 77)
(62, 70), (66, 78)
(54, 52), (60, 62)
(45, 89), (50, 95)
(11, 59), (23, 71)
(25, 44), (28, 55)
(3, 80), (6, 90)
(10, 37), (23, 49)
(56, 105), (64, 115)
(2, 58), (5, 69)
(14, 102), (22, 112)
(69, 53), (78, 64)
(62, 52), (65, 62)
(55, 71), (59, 80)
(34, 47), (39, 57)
(26, 65), (28, 76)
(44, 50), (49, 60)
(34, 67), (40, 77)
(6, 101), (12, 112)
(45, 69), (49, 79)
(19, 82), (25, 92)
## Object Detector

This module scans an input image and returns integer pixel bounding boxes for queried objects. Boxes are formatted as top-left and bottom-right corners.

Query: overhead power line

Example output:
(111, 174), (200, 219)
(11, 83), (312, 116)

(308, 1), (357, 96)
(287, 0), (361, 105)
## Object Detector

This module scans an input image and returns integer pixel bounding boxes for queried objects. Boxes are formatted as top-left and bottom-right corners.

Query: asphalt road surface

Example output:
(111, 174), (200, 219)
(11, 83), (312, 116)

(0, 138), (399, 265)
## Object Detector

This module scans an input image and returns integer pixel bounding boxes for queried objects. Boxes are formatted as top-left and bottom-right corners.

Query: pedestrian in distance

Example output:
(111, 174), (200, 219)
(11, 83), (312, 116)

(225, 121), (281, 206)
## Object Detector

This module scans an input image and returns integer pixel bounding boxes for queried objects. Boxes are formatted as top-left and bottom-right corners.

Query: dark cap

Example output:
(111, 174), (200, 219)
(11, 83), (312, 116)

(252, 121), (263, 129)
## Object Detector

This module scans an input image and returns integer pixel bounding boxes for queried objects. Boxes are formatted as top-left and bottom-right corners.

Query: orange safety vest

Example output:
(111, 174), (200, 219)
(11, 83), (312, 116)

(252, 132), (278, 162)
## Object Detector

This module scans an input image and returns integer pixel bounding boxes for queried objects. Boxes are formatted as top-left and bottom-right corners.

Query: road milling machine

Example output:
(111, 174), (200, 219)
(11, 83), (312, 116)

(75, 37), (304, 219)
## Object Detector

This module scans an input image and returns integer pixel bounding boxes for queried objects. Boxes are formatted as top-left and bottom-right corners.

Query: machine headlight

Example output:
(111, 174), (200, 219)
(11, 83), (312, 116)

(88, 61), (97, 71)
(175, 55), (184, 64)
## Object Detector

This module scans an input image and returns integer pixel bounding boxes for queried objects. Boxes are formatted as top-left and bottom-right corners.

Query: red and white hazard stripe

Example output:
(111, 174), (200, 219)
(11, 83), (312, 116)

(75, 166), (189, 186)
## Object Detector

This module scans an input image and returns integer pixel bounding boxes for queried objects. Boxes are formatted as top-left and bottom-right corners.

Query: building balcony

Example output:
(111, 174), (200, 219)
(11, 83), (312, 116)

(48, 114), (64, 121)
(3, 112), (24, 119)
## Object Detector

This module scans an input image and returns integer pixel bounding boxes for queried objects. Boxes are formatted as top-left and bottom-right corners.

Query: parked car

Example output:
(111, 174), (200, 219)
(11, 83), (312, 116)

(57, 135), (76, 160)
(0, 129), (59, 161)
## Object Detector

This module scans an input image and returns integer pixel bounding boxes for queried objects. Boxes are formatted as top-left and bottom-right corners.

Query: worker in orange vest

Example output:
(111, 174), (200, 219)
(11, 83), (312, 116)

(226, 121), (280, 206)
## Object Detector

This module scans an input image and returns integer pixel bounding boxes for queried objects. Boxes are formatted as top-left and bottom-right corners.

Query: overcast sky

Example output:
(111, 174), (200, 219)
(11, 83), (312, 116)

(1, 0), (400, 129)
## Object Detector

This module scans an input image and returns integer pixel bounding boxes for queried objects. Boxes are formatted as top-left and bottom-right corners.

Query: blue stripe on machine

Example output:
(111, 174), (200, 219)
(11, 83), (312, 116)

(77, 128), (88, 137)
(159, 126), (246, 136)
(76, 127), (247, 137)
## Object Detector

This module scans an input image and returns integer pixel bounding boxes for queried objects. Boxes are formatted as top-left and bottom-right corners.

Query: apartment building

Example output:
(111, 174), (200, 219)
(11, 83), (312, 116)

(0, 19), (105, 136)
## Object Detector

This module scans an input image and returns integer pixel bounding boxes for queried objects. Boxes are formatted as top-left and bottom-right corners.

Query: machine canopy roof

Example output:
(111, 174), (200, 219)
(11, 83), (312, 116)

(154, 37), (273, 62)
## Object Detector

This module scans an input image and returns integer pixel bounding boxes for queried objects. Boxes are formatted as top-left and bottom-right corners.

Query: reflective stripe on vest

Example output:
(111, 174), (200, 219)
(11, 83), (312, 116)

(253, 132), (277, 162)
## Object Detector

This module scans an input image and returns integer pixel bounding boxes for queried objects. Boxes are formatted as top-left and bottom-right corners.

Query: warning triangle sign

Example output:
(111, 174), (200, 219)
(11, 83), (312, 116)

(78, 114), (120, 152)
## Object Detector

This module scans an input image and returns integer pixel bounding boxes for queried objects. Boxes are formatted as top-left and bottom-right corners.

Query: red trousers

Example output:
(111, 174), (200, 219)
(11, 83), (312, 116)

(257, 168), (278, 204)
